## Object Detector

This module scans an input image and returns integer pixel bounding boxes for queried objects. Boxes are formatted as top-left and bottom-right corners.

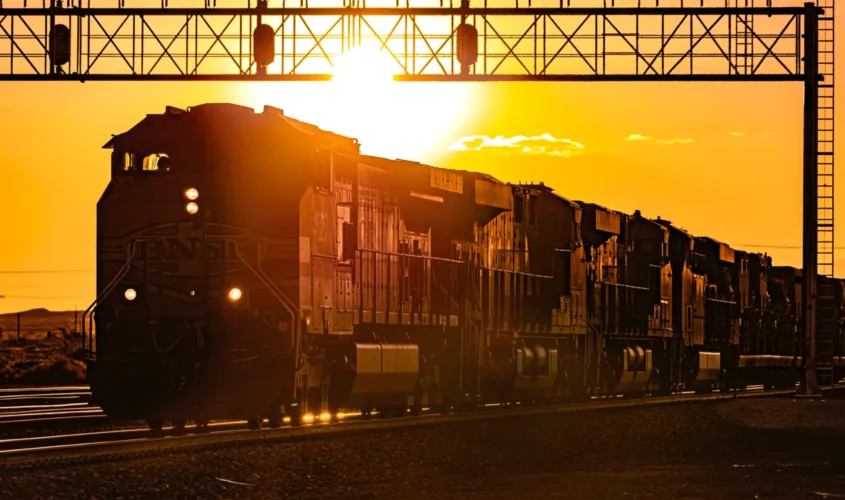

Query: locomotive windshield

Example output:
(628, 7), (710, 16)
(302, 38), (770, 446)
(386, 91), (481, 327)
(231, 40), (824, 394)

(113, 151), (171, 174)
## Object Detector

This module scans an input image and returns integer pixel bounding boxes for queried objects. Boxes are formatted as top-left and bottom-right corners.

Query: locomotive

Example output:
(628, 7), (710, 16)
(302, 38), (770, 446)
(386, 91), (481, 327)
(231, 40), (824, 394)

(85, 103), (845, 430)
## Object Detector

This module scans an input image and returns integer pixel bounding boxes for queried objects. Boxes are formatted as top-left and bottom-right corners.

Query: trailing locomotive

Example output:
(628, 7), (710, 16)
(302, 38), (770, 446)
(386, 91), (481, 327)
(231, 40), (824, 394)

(85, 104), (845, 429)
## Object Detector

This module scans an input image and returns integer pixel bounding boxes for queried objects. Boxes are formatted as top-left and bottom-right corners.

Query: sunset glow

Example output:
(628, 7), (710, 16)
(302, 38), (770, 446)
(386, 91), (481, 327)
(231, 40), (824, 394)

(245, 42), (475, 162)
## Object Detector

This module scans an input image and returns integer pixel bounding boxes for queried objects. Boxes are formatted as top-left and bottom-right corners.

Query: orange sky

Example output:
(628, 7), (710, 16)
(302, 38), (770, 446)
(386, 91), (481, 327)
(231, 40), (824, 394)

(0, 2), (839, 314)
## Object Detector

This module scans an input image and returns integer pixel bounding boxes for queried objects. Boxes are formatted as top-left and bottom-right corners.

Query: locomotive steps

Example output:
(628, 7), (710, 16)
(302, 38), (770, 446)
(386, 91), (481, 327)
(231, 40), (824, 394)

(0, 386), (810, 468)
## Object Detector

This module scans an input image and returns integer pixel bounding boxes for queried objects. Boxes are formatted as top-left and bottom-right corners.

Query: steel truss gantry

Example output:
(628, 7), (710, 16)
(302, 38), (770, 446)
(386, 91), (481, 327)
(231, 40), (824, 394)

(0, 1), (814, 81)
(0, 0), (832, 396)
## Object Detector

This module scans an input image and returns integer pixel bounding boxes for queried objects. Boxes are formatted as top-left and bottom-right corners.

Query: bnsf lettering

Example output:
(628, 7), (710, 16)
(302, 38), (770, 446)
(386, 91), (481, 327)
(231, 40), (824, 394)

(145, 239), (242, 262)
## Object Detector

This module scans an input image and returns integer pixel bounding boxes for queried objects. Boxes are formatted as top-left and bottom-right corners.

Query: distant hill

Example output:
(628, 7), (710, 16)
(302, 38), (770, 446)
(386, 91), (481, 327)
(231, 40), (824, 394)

(0, 309), (79, 335)
(0, 308), (76, 317)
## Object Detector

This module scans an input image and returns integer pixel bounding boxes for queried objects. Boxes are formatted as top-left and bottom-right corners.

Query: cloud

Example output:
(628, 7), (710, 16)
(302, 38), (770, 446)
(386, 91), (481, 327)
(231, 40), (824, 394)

(656, 138), (694, 145)
(764, 132), (775, 136)
(448, 134), (586, 158)
(627, 134), (692, 145)
(729, 131), (744, 137)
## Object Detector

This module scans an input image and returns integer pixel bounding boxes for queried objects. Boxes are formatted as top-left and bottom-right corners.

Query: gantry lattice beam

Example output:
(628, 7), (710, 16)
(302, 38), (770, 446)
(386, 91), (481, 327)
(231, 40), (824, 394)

(0, 3), (807, 81)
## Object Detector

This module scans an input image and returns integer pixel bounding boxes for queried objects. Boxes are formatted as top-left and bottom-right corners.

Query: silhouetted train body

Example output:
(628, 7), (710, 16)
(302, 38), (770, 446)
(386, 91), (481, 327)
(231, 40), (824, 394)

(86, 104), (845, 428)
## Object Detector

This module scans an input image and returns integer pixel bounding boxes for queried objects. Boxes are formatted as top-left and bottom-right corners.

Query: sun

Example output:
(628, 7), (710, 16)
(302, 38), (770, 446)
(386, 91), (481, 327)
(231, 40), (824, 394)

(241, 42), (476, 163)
(330, 43), (397, 91)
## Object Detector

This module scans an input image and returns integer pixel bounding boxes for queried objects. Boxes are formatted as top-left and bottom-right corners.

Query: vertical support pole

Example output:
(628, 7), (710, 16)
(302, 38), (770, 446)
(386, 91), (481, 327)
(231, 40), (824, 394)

(801, 2), (820, 398)
(16, 312), (20, 342)
(48, 0), (55, 74)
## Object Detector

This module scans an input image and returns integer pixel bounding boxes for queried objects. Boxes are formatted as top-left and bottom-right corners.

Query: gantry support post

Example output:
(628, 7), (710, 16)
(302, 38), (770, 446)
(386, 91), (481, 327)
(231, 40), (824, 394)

(800, 1), (820, 399)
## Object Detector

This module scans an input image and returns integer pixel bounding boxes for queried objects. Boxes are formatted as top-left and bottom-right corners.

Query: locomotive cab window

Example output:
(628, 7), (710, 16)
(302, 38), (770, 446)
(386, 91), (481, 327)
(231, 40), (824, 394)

(143, 153), (170, 171)
(114, 151), (171, 173)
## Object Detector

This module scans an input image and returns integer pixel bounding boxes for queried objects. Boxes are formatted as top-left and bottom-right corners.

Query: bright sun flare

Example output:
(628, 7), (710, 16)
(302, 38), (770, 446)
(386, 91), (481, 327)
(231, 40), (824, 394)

(330, 43), (397, 89)
(243, 42), (474, 162)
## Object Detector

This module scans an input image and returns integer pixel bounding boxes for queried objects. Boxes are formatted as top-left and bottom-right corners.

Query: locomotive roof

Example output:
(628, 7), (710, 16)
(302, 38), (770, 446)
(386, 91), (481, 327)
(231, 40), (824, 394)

(735, 248), (770, 262)
(653, 217), (693, 239)
(576, 201), (625, 215)
(770, 266), (803, 279)
(359, 155), (502, 183)
(529, 186), (579, 209)
(103, 103), (360, 152)
(697, 235), (732, 247)
(629, 210), (667, 232)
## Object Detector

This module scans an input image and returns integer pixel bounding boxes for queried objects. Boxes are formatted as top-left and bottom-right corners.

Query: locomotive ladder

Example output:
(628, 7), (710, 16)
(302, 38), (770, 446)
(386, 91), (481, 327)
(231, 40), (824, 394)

(815, 0), (837, 388)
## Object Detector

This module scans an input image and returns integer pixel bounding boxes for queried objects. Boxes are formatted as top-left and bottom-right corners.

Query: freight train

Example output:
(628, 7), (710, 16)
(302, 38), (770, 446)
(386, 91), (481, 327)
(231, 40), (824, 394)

(85, 103), (845, 430)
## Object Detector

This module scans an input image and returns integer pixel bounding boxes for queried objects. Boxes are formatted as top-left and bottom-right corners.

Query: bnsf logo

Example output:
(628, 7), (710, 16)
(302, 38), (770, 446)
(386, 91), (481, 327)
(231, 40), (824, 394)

(146, 238), (242, 263)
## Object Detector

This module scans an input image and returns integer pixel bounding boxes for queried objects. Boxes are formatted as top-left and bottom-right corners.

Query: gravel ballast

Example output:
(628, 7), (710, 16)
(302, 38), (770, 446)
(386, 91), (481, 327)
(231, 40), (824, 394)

(1, 396), (845, 499)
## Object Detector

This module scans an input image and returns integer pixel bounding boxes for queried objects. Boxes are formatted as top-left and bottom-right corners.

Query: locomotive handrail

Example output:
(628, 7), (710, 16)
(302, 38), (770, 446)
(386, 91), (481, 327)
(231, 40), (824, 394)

(229, 242), (300, 354)
(81, 239), (146, 353)
(705, 297), (739, 306)
(595, 280), (650, 292)
(231, 247), (299, 314)
(432, 275), (461, 314)
(357, 247), (464, 264)
(481, 267), (554, 279)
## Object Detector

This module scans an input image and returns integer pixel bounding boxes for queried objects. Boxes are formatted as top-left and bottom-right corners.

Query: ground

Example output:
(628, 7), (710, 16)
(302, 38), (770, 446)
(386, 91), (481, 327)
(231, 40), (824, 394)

(0, 309), (85, 385)
(2, 396), (844, 499)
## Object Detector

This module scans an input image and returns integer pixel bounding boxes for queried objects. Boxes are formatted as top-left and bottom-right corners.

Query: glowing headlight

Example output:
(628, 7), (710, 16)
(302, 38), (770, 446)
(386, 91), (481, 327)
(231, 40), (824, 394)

(185, 187), (199, 201)
(124, 288), (137, 301)
(228, 287), (243, 302)
(186, 202), (199, 215)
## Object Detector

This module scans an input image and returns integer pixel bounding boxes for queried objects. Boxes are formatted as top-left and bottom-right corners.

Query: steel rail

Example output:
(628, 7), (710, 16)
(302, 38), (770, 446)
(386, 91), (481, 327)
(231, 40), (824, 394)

(0, 387), (804, 467)
(0, 386), (89, 395)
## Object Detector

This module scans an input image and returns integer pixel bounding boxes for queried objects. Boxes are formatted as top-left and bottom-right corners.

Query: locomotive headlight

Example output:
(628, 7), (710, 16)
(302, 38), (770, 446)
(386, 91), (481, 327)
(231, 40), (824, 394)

(227, 287), (243, 302)
(184, 187), (199, 201)
(124, 288), (137, 301)
(186, 202), (199, 215)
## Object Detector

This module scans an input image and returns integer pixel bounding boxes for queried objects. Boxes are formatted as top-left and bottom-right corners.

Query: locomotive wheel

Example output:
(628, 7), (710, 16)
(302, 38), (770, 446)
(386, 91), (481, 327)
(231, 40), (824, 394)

(146, 419), (165, 432)
(195, 419), (211, 432)
(267, 405), (283, 428)
(288, 407), (302, 427)
(326, 406), (340, 424)
(171, 419), (188, 432)
(247, 417), (262, 430)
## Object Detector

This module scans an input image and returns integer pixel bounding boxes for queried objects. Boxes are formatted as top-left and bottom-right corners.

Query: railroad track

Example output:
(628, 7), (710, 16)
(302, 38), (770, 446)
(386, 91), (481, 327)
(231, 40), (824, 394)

(0, 386), (103, 425)
(0, 385), (816, 468)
